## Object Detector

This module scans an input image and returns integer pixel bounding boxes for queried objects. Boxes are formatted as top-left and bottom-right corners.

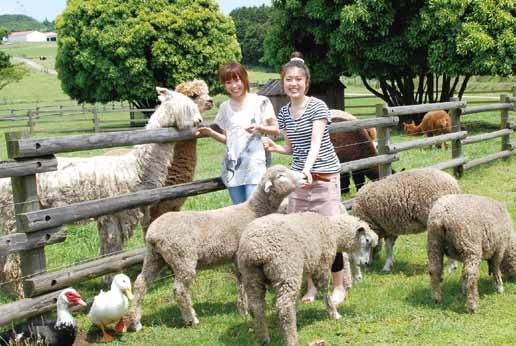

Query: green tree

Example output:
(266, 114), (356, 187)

(265, 0), (515, 106)
(0, 26), (8, 42)
(0, 51), (29, 90)
(230, 5), (273, 67)
(56, 0), (241, 108)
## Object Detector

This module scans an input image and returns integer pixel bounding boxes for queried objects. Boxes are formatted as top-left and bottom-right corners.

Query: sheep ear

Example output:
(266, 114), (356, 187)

(356, 227), (366, 236)
(264, 180), (273, 193)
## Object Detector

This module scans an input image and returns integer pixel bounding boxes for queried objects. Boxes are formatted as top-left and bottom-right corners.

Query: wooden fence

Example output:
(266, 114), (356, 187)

(0, 92), (514, 325)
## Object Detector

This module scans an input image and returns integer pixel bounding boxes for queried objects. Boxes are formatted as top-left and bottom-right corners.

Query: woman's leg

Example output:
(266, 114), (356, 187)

(227, 185), (247, 204)
(331, 252), (346, 305)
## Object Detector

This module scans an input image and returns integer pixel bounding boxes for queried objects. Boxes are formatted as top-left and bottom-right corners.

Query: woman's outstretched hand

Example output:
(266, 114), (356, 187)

(262, 137), (276, 152)
(196, 127), (214, 137)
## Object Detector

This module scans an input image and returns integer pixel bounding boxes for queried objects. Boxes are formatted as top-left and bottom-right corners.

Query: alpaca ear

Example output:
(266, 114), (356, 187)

(264, 179), (273, 193)
(156, 87), (168, 95)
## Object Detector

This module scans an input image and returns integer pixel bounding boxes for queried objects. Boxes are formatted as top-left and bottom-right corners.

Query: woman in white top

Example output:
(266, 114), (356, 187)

(197, 61), (279, 204)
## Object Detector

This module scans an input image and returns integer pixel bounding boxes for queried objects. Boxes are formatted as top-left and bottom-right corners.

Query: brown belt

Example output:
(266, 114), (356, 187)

(311, 172), (333, 182)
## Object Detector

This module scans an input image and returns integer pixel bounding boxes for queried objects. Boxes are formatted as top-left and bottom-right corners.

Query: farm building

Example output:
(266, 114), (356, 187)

(258, 79), (346, 113)
(7, 31), (57, 43)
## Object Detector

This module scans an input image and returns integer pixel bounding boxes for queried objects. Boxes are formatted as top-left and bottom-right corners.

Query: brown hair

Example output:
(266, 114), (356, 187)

(281, 52), (311, 94)
(218, 61), (250, 93)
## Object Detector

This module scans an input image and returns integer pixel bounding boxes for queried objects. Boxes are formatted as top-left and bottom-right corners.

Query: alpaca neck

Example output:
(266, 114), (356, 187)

(133, 142), (175, 190)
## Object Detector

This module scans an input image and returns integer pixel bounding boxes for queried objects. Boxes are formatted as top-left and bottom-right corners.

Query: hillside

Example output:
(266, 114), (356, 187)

(0, 14), (52, 32)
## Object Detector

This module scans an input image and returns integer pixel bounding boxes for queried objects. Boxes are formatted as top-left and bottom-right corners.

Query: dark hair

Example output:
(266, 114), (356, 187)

(281, 52), (311, 94)
(218, 61), (250, 93)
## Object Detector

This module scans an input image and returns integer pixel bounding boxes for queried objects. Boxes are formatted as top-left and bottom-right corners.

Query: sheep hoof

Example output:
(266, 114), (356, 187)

(381, 265), (392, 272)
(497, 286), (504, 294)
(259, 337), (271, 345)
(333, 311), (342, 320)
(467, 305), (478, 314)
(185, 317), (200, 327)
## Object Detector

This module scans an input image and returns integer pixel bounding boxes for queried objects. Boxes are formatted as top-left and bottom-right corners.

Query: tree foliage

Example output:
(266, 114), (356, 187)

(230, 5), (273, 67)
(266, 0), (515, 106)
(0, 15), (49, 32)
(56, 0), (241, 107)
(0, 51), (29, 90)
(0, 27), (8, 41)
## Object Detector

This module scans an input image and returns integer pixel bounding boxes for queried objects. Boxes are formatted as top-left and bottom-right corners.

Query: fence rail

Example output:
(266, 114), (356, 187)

(0, 86), (514, 326)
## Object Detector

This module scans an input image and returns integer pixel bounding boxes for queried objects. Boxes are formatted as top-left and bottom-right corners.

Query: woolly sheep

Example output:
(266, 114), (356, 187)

(0, 85), (207, 296)
(352, 168), (461, 272)
(237, 212), (378, 346)
(126, 165), (306, 330)
(427, 194), (514, 313)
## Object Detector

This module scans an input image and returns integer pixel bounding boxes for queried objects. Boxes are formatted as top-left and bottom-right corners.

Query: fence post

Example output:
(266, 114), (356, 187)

(5, 132), (46, 298)
(92, 107), (100, 133)
(500, 94), (511, 154)
(376, 103), (392, 178)
(450, 97), (463, 177)
(27, 110), (34, 134)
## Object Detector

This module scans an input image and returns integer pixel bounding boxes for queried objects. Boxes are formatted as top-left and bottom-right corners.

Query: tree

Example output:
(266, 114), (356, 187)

(0, 26), (8, 41)
(230, 5), (273, 67)
(56, 0), (241, 108)
(0, 51), (29, 90)
(265, 0), (515, 107)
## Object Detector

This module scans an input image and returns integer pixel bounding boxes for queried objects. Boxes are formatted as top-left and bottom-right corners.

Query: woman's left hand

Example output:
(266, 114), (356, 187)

(245, 124), (261, 134)
(302, 169), (313, 186)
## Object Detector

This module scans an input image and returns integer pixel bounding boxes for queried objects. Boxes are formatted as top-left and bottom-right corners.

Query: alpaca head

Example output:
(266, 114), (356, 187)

(148, 88), (203, 130)
(403, 121), (418, 135)
(175, 79), (214, 113)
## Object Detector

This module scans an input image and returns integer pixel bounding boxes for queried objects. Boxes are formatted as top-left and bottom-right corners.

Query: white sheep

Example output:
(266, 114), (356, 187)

(352, 168), (461, 272)
(427, 194), (514, 313)
(0, 85), (206, 296)
(125, 165), (306, 330)
(237, 212), (378, 346)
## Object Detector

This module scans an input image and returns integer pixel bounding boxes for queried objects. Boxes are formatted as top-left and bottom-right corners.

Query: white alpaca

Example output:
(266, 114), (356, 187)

(0, 86), (205, 296)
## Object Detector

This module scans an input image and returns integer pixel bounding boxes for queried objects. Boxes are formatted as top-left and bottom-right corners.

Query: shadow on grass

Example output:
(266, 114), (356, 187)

(364, 258), (428, 277)
(406, 276), (499, 314)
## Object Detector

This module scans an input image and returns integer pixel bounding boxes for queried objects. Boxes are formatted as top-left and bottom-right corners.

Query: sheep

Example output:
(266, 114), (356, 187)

(352, 168), (461, 272)
(330, 110), (379, 194)
(403, 110), (451, 149)
(0, 84), (208, 297)
(237, 212), (378, 346)
(427, 194), (514, 313)
(125, 165), (306, 330)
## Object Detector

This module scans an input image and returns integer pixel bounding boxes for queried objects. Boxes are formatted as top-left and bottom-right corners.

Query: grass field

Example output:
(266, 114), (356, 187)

(0, 42), (515, 345)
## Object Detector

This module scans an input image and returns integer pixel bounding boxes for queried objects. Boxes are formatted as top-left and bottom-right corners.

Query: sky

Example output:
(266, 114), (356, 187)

(0, 0), (271, 22)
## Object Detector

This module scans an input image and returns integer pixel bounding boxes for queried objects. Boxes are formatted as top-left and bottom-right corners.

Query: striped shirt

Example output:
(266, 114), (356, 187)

(277, 97), (341, 174)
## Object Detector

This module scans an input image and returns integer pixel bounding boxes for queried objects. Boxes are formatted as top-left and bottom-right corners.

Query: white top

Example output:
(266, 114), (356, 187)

(215, 93), (276, 187)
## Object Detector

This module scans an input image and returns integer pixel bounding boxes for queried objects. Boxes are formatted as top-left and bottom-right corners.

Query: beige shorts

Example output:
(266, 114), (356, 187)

(287, 173), (341, 216)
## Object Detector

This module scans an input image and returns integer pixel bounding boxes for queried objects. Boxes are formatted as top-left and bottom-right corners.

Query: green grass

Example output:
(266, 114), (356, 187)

(0, 42), (515, 345)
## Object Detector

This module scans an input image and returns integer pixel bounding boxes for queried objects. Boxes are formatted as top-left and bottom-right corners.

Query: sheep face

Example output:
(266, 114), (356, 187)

(262, 166), (306, 198)
(175, 79), (214, 113)
(350, 225), (378, 266)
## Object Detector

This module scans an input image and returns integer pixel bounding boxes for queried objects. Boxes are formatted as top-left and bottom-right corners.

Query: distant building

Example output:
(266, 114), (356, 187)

(7, 31), (57, 43)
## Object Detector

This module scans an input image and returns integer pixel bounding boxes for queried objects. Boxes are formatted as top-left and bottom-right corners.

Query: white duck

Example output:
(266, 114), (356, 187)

(88, 273), (133, 342)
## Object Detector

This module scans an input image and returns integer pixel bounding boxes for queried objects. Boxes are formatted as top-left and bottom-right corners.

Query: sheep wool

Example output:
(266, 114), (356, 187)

(427, 194), (514, 313)
(125, 165), (306, 330)
(352, 168), (461, 272)
(238, 212), (378, 346)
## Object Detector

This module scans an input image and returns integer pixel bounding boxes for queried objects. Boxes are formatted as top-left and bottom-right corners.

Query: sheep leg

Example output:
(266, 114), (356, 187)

(314, 270), (341, 320)
(276, 278), (302, 346)
(168, 258), (199, 326)
(98, 217), (124, 285)
(341, 252), (353, 289)
(463, 257), (481, 313)
(488, 253), (504, 294)
(126, 246), (165, 332)
(348, 254), (363, 285)
(241, 265), (269, 345)
(233, 261), (248, 316)
(382, 236), (397, 272)
(427, 230), (444, 304)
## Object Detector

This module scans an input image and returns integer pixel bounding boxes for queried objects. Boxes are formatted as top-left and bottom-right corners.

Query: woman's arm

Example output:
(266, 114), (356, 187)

(196, 127), (227, 144)
(246, 117), (280, 137)
(262, 132), (292, 155)
(302, 118), (327, 184)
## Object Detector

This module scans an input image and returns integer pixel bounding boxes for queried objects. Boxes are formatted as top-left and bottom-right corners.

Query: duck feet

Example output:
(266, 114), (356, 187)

(115, 318), (127, 333)
(99, 324), (113, 343)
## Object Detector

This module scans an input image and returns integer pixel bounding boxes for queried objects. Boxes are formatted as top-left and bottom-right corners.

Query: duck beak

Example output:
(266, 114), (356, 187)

(124, 288), (134, 301)
(77, 298), (87, 307)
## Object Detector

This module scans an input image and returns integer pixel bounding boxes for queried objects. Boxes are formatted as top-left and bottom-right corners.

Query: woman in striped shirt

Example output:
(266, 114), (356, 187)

(262, 54), (346, 306)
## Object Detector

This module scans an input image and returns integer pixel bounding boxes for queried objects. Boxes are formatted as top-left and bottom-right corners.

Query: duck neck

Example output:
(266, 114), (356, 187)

(56, 300), (74, 327)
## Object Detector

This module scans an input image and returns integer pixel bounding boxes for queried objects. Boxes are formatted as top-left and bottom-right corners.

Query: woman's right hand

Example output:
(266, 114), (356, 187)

(196, 127), (214, 137)
(262, 137), (276, 152)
